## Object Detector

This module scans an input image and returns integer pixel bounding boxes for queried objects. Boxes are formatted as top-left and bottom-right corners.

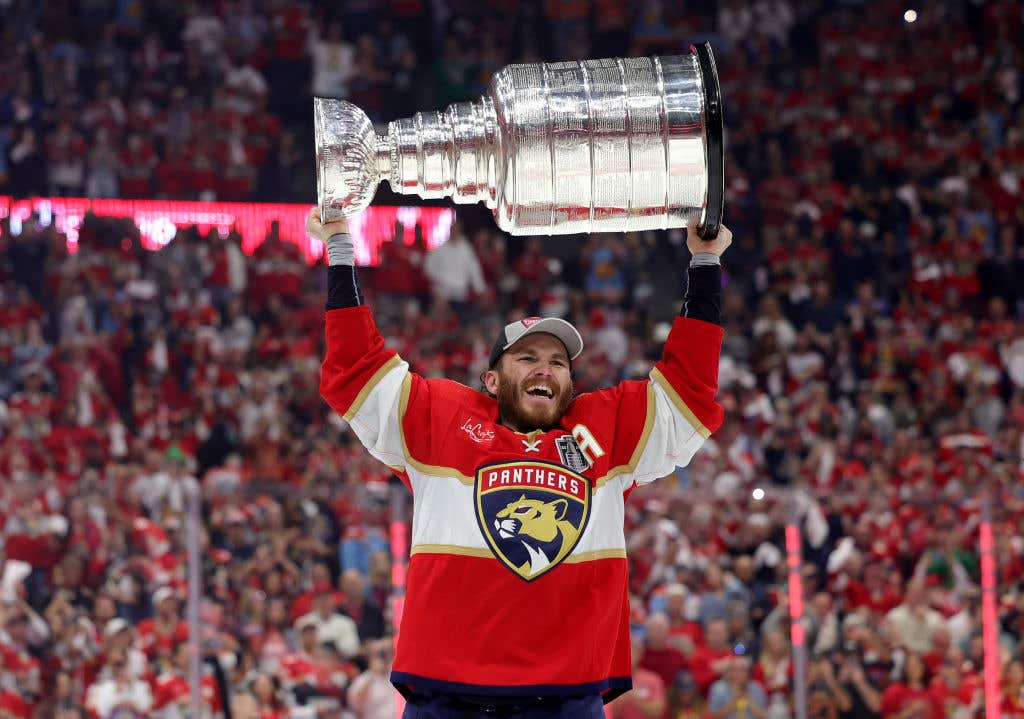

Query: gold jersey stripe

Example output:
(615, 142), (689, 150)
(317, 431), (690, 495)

(397, 374), (476, 485)
(649, 367), (711, 439)
(409, 544), (493, 558)
(592, 382), (657, 489)
(564, 548), (628, 563)
(343, 355), (404, 421)
(408, 544), (627, 563)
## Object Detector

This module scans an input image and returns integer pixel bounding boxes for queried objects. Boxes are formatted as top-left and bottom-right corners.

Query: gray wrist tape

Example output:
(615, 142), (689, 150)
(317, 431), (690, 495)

(689, 252), (721, 268)
(326, 232), (354, 266)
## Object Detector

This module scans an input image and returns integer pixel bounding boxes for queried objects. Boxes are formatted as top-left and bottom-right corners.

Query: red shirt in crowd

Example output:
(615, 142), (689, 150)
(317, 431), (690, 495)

(881, 684), (945, 719)
(639, 646), (687, 693)
(1003, 688), (1024, 719)
(688, 645), (733, 696)
(136, 618), (190, 660)
(930, 676), (980, 717)
(614, 667), (666, 719)
(151, 672), (222, 715)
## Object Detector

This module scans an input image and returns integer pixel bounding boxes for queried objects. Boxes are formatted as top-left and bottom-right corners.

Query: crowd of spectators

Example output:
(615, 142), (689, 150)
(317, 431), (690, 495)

(2, 0), (1024, 718)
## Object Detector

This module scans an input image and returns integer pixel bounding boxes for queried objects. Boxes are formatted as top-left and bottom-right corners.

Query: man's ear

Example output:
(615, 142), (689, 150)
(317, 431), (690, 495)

(483, 368), (500, 396)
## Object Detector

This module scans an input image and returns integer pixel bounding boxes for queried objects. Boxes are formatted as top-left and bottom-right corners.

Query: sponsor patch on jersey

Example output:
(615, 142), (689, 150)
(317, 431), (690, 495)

(475, 460), (591, 582)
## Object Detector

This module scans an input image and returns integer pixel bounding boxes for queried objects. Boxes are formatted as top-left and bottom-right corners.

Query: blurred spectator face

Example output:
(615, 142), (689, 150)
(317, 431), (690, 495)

(4, 611), (28, 645)
(1006, 660), (1024, 687)
(22, 366), (44, 392)
(802, 564), (821, 593)
(665, 587), (686, 618)
(105, 623), (132, 652)
(52, 671), (75, 701)
(299, 624), (318, 653)
(200, 599), (224, 629)
(251, 674), (275, 704)
(808, 687), (837, 718)
(232, 692), (259, 719)
(726, 605), (748, 638)
(904, 582), (927, 609)
(156, 594), (178, 619)
(704, 564), (724, 590)
(904, 653), (927, 687)
(369, 550), (391, 583)
(812, 593), (833, 617)
(763, 631), (787, 658)
(629, 636), (645, 670)
(314, 591), (335, 617)
(107, 651), (129, 680)
(366, 638), (393, 674)
(173, 642), (190, 672)
(340, 569), (365, 603)
(310, 562), (331, 588)
(726, 657), (751, 687)
(706, 619), (728, 650)
(734, 556), (754, 584)
(645, 613), (670, 650)
(263, 569), (284, 596)
(226, 516), (248, 543)
(939, 657), (962, 689)
(266, 598), (287, 628)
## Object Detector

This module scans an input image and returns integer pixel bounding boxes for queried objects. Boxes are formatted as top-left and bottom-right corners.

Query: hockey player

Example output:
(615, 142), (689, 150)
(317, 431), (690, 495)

(309, 207), (731, 718)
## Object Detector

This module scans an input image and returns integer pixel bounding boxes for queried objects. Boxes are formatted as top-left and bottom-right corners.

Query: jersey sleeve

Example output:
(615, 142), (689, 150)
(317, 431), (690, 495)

(609, 316), (724, 488)
(320, 306), (420, 474)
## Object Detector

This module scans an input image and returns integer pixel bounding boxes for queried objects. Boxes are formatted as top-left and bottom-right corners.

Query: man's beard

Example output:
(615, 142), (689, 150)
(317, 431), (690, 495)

(496, 374), (573, 432)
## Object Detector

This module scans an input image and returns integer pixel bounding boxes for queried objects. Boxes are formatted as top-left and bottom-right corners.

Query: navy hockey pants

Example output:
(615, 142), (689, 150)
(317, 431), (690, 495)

(401, 693), (606, 718)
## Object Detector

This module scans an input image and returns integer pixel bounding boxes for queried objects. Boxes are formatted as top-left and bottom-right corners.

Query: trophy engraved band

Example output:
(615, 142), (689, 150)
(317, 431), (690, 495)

(315, 42), (723, 238)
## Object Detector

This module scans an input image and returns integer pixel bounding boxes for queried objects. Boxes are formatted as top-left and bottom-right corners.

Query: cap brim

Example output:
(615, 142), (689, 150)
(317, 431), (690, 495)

(504, 318), (583, 361)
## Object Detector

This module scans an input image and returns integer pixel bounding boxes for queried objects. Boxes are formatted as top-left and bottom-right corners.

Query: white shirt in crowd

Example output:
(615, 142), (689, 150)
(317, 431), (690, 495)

(423, 236), (486, 303)
(86, 677), (153, 718)
(310, 38), (355, 98)
(298, 610), (360, 659)
(347, 671), (395, 719)
(884, 603), (947, 654)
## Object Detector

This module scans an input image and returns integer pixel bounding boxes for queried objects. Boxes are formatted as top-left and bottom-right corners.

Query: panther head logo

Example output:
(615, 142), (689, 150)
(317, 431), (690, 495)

(476, 461), (591, 582)
(493, 495), (577, 577)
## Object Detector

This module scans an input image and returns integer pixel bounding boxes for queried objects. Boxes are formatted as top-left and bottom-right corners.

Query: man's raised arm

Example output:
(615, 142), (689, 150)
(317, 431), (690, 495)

(309, 209), (414, 474)
(599, 223), (732, 489)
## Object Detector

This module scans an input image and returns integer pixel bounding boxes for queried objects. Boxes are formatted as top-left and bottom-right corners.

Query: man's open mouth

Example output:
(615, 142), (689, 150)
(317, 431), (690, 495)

(525, 385), (555, 399)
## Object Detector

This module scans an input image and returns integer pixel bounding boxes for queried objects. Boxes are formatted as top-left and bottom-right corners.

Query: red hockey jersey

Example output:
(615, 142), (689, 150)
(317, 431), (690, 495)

(321, 307), (723, 700)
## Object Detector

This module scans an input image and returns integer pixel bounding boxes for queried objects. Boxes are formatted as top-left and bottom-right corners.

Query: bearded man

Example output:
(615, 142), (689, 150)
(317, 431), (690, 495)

(309, 207), (731, 718)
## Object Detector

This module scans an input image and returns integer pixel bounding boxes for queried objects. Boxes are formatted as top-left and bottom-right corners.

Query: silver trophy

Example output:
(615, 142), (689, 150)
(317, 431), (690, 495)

(315, 43), (723, 238)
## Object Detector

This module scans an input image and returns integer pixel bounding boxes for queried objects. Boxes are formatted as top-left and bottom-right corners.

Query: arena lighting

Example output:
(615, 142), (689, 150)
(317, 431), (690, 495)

(980, 498), (1002, 719)
(903, 8), (917, 23)
(390, 487), (409, 719)
(0, 196), (454, 265)
(786, 520), (809, 719)
(752, 487), (765, 501)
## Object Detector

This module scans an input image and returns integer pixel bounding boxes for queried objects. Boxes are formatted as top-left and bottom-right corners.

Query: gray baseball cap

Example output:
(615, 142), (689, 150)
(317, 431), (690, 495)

(488, 317), (584, 368)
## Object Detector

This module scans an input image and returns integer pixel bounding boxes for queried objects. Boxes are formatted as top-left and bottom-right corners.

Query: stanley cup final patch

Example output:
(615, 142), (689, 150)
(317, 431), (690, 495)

(555, 435), (592, 473)
(475, 461), (591, 582)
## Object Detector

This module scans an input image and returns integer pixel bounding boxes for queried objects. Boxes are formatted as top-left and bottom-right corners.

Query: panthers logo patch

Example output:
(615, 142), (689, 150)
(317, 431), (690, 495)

(475, 461), (591, 582)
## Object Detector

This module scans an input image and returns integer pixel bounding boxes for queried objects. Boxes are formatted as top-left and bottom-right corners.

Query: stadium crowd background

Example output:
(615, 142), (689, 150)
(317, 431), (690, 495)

(2, 0), (1024, 718)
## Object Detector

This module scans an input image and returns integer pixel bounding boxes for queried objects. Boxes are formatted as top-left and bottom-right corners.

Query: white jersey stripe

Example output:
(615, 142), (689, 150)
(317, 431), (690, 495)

(408, 466), (628, 555)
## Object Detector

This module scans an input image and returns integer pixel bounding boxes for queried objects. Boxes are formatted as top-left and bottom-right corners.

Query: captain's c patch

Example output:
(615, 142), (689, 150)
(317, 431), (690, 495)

(475, 461), (591, 582)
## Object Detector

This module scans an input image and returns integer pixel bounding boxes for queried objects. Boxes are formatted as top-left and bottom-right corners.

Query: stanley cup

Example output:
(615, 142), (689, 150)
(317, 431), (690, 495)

(314, 43), (723, 238)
